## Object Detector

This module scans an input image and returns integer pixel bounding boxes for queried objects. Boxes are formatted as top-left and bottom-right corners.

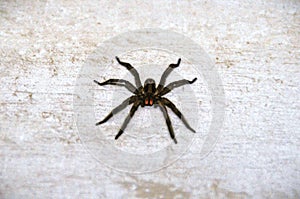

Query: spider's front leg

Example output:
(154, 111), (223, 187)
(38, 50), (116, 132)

(157, 101), (178, 144)
(96, 96), (138, 125)
(115, 101), (141, 140)
(161, 98), (196, 133)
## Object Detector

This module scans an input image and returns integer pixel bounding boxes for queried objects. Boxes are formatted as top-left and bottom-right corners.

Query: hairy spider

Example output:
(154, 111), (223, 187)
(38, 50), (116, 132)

(94, 57), (197, 144)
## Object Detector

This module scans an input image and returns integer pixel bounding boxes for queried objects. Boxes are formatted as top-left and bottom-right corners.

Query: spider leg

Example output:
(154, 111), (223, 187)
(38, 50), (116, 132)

(157, 101), (178, 144)
(160, 98), (196, 133)
(115, 101), (141, 140)
(115, 56), (143, 90)
(156, 58), (181, 93)
(94, 79), (139, 94)
(96, 96), (138, 125)
(159, 78), (197, 96)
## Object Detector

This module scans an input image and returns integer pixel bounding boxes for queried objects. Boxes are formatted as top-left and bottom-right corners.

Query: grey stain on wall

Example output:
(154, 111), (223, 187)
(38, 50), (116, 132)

(120, 180), (191, 198)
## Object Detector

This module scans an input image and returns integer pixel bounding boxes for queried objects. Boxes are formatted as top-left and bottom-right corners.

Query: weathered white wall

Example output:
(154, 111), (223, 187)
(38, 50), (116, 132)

(0, 0), (299, 198)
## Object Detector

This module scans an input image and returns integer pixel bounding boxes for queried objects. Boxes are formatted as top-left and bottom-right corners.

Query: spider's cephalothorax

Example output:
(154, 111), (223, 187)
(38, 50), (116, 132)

(94, 56), (197, 144)
(142, 78), (156, 107)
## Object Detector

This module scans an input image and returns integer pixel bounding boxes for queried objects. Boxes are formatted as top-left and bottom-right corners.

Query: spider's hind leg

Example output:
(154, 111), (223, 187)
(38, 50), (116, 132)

(115, 56), (143, 90)
(156, 58), (181, 93)
(159, 78), (197, 96)
(94, 79), (138, 94)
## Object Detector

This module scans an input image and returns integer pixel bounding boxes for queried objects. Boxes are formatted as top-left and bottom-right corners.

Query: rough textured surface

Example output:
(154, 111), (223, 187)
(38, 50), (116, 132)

(0, 0), (299, 198)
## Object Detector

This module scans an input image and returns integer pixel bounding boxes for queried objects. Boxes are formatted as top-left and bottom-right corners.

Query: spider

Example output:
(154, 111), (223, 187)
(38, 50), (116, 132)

(94, 56), (197, 144)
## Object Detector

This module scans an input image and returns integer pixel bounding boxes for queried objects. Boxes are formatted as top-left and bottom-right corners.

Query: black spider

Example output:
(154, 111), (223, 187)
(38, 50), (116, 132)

(94, 57), (197, 144)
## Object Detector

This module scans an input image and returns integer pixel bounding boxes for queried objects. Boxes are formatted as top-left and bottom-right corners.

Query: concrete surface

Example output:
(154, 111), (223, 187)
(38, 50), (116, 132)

(0, 0), (299, 198)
